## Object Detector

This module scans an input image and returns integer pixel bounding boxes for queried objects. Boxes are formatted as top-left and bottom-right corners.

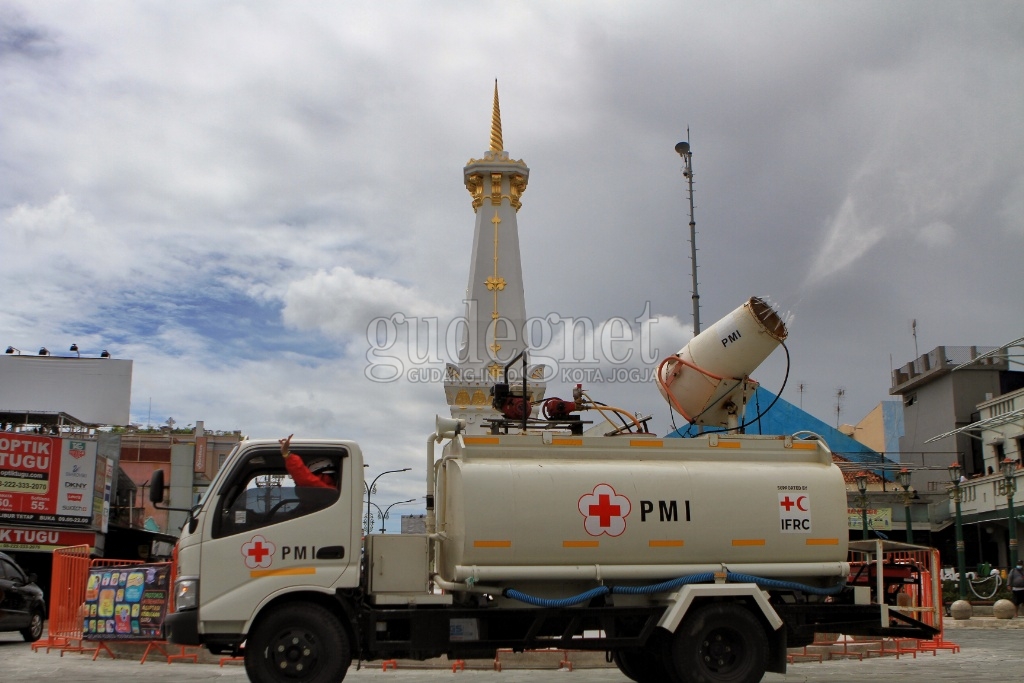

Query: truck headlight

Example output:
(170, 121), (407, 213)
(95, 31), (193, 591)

(175, 578), (199, 611)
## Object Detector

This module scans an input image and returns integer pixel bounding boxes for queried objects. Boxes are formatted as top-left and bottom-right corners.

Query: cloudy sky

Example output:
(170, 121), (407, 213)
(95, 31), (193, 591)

(2, 2), (1022, 506)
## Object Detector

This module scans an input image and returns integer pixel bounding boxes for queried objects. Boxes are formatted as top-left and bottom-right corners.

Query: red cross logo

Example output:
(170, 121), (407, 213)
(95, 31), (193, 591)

(579, 484), (631, 537)
(249, 541), (270, 562)
(590, 494), (621, 528)
(780, 496), (796, 511)
(242, 535), (276, 569)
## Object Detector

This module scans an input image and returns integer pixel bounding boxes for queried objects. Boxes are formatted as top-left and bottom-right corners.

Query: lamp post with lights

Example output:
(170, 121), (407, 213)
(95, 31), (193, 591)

(364, 468), (411, 535)
(1002, 457), (1019, 567)
(855, 472), (870, 541)
(379, 499), (416, 534)
(897, 468), (914, 545)
(948, 462), (967, 599)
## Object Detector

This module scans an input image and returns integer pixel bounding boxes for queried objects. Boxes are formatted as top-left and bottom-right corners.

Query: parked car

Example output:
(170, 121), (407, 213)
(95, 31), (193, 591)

(0, 551), (45, 641)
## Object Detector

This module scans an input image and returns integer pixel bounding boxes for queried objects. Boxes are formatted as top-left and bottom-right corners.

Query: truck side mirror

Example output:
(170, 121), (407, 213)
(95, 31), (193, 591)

(149, 469), (165, 504)
(148, 468), (194, 516)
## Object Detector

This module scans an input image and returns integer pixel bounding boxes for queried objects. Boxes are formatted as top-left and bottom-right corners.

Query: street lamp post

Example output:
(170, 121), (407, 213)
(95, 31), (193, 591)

(364, 468), (411, 536)
(948, 462), (967, 599)
(855, 472), (870, 541)
(365, 498), (418, 534)
(897, 468), (914, 545)
(365, 501), (385, 534)
(380, 499), (417, 534)
(1002, 458), (1019, 567)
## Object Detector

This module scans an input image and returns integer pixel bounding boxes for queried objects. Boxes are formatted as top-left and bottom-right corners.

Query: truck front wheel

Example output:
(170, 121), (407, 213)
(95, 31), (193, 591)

(670, 603), (768, 683)
(245, 602), (351, 683)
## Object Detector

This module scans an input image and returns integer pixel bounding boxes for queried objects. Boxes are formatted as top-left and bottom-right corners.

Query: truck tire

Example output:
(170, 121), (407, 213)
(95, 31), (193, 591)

(614, 648), (677, 683)
(670, 603), (768, 683)
(245, 602), (351, 683)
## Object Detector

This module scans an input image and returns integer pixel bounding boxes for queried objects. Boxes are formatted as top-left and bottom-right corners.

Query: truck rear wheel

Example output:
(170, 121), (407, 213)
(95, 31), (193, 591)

(670, 603), (768, 683)
(245, 602), (351, 683)
(614, 648), (677, 683)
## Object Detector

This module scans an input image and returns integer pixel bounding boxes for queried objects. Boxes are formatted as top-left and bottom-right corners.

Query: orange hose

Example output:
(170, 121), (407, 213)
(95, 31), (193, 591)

(656, 355), (744, 425)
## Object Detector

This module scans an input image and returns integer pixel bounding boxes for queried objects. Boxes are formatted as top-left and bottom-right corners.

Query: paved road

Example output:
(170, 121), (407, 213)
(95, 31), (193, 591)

(2, 629), (1019, 682)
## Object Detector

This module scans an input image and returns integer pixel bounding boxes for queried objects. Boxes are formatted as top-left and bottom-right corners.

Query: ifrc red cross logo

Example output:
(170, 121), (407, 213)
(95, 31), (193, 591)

(778, 492), (812, 534)
(578, 484), (631, 537)
(780, 495), (808, 512)
(242, 534), (276, 569)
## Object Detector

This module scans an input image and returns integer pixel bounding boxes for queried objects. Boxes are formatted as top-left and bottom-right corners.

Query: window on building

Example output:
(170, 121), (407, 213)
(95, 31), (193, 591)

(994, 441), (1006, 463)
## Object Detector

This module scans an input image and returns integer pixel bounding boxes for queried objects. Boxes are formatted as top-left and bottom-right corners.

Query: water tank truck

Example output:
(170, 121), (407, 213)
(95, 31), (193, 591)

(154, 297), (937, 683)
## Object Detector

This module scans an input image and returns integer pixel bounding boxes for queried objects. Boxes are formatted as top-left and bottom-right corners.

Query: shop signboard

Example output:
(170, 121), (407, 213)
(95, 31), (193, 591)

(847, 507), (893, 531)
(0, 433), (98, 525)
(0, 526), (97, 552)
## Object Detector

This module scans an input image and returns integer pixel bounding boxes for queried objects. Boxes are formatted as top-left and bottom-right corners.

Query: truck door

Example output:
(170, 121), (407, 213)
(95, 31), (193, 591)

(197, 444), (356, 633)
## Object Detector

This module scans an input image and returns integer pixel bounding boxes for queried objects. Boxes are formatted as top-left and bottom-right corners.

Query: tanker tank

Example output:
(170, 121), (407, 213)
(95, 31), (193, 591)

(434, 432), (847, 587)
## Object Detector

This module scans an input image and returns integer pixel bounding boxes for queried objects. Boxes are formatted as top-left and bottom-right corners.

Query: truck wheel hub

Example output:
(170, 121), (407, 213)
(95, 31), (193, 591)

(700, 630), (739, 670)
(270, 632), (317, 674)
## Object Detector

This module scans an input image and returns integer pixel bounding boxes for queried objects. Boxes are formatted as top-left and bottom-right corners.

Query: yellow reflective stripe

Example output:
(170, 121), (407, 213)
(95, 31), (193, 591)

(552, 438), (583, 446)
(249, 567), (317, 578)
(711, 441), (742, 449)
(630, 440), (664, 448)
(649, 540), (684, 548)
(463, 437), (500, 445)
(805, 538), (839, 546)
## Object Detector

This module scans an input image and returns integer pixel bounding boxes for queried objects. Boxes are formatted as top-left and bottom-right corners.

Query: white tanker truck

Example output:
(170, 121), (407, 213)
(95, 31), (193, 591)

(154, 297), (937, 683)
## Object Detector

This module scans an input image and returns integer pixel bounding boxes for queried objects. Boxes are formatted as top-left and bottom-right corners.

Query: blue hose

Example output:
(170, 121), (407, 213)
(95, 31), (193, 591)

(725, 571), (846, 596)
(503, 585), (609, 608)
(610, 572), (716, 594)
(501, 571), (844, 607)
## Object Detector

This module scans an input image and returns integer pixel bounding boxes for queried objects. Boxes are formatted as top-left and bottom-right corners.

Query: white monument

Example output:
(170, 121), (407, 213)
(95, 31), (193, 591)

(444, 83), (546, 433)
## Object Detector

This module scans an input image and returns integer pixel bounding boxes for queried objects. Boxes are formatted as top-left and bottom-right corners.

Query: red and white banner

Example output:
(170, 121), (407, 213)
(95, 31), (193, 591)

(0, 526), (96, 552)
(0, 434), (98, 525)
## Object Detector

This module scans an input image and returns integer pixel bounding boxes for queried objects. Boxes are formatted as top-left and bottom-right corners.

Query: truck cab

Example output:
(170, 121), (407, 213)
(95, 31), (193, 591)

(160, 439), (363, 650)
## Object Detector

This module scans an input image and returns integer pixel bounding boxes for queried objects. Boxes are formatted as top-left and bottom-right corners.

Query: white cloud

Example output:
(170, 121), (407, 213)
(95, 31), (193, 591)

(1001, 175), (1024, 236)
(281, 266), (452, 340)
(804, 197), (886, 289)
(916, 221), (955, 248)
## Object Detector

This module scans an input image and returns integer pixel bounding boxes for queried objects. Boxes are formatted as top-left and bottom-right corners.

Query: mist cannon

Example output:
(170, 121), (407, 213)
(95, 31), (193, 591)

(656, 296), (787, 429)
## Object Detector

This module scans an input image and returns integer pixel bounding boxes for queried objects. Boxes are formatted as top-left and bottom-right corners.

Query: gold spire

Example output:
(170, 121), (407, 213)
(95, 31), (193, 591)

(490, 80), (503, 153)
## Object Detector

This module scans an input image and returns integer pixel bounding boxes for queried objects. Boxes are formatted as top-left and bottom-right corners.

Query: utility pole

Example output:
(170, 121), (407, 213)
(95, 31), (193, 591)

(675, 132), (700, 337)
(835, 387), (845, 428)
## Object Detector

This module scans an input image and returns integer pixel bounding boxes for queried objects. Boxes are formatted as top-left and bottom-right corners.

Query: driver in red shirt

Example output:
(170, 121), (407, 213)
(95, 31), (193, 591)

(279, 434), (336, 488)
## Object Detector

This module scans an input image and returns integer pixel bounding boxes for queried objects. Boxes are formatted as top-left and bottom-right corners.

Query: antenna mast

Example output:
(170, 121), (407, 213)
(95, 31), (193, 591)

(675, 130), (700, 337)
